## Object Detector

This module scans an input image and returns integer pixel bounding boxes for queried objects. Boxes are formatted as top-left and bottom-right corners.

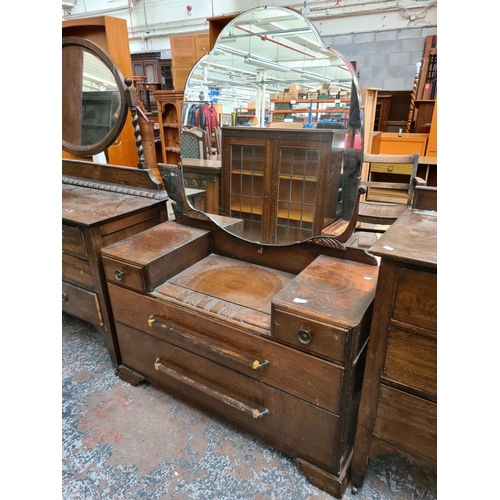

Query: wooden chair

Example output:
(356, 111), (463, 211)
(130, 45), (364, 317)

(357, 153), (424, 232)
(180, 129), (208, 159)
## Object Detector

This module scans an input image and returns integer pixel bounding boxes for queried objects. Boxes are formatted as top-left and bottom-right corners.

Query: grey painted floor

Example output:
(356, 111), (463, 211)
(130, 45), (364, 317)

(62, 312), (437, 500)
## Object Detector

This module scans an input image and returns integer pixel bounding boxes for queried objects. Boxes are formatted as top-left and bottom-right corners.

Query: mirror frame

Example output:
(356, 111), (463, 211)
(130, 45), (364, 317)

(62, 36), (128, 157)
(180, 6), (364, 247)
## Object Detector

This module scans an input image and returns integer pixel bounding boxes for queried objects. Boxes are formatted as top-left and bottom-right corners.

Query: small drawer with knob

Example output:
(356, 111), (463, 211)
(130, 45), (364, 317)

(272, 307), (348, 364)
(102, 257), (146, 292)
(271, 255), (377, 365)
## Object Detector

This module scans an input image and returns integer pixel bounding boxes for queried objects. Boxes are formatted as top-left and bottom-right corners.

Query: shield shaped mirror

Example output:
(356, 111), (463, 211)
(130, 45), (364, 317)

(179, 6), (363, 245)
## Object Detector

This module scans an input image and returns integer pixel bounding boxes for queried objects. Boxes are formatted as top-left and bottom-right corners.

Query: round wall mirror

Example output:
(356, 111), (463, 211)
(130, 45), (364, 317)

(62, 36), (128, 157)
(179, 5), (363, 246)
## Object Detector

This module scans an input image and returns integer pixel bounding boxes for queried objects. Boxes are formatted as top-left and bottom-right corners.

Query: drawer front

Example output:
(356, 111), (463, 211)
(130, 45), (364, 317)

(383, 327), (437, 398)
(116, 321), (339, 472)
(62, 281), (103, 327)
(370, 162), (413, 175)
(109, 284), (344, 414)
(62, 254), (94, 289)
(272, 308), (347, 364)
(373, 385), (436, 463)
(62, 225), (87, 257)
(102, 256), (146, 293)
(393, 268), (437, 331)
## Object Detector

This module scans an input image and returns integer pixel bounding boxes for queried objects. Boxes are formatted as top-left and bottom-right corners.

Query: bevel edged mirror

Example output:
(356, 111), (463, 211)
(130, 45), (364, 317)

(180, 5), (364, 246)
(62, 36), (128, 157)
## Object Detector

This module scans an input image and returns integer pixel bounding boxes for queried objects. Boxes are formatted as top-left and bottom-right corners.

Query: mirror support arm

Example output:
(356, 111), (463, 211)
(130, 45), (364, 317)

(125, 77), (148, 170)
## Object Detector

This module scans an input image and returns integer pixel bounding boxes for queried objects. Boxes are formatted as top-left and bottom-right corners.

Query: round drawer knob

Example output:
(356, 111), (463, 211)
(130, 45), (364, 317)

(114, 270), (125, 281)
(62, 291), (68, 302)
(297, 329), (312, 344)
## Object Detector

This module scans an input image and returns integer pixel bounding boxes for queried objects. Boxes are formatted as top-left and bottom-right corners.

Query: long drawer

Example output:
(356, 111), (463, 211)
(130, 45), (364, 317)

(372, 385), (436, 463)
(392, 268), (437, 331)
(62, 225), (87, 257)
(109, 283), (344, 415)
(116, 321), (339, 472)
(383, 326), (437, 399)
(62, 254), (94, 289)
(62, 281), (103, 327)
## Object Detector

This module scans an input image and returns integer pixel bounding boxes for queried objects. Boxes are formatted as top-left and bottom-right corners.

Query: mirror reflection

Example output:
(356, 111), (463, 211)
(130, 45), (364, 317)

(62, 38), (127, 156)
(180, 6), (363, 245)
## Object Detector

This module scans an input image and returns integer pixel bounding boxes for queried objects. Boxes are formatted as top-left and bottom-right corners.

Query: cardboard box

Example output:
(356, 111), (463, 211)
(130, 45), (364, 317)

(308, 91), (319, 99)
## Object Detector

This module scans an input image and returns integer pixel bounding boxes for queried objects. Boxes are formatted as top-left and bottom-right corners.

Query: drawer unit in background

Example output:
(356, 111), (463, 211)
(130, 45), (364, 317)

(351, 208), (437, 491)
(101, 220), (378, 498)
(62, 171), (168, 368)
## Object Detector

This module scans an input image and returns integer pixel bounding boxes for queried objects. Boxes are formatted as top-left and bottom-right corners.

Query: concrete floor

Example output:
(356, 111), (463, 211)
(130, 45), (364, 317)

(62, 312), (437, 500)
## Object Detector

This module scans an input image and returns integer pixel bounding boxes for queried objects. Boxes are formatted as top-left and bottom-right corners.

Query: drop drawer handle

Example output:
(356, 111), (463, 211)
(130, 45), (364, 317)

(148, 315), (269, 370)
(154, 358), (270, 419)
(62, 291), (68, 302)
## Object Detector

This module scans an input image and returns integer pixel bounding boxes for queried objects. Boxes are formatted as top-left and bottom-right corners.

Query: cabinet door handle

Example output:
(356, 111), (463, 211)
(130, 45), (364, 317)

(148, 315), (269, 371)
(154, 358), (270, 419)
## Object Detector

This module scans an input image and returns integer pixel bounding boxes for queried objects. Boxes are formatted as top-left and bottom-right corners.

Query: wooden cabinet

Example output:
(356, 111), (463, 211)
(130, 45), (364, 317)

(153, 90), (184, 165)
(371, 132), (428, 155)
(131, 52), (173, 113)
(170, 33), (210, 91)
(426, 97), (437, 156)
(62, 160), (168, 368)
(351, 208), (437, 490)
(181, 158), (222, 214)
(62, 16), (137, 167)
(100, 220), (378, 498)
(220, 127), (341, 244)
(373, 93), (392, 131)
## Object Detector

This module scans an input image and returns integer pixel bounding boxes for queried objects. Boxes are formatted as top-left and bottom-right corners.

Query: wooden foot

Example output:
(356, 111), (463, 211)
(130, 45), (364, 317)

(118, 365), (146, 386)
(296, 458), (349, 499)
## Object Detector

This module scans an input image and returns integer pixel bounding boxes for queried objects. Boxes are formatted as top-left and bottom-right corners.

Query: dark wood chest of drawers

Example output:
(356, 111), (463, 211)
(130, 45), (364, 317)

(62, 160), (168, 368)
(101, 220), (378, 497)
(351, 208), (437, 489)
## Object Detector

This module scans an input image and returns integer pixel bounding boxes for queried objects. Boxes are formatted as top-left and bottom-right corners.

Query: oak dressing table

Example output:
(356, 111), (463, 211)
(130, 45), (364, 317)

(100, 7), (380, 497)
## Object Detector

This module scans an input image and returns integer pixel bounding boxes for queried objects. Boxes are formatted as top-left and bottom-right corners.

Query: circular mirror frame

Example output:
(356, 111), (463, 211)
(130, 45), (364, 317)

(62, 36), (128, 157)
(180, 6), (364, 246)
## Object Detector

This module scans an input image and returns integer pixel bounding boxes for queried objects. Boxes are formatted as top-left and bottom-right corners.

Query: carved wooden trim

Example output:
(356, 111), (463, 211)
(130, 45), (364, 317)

(62, 176), (169, 200)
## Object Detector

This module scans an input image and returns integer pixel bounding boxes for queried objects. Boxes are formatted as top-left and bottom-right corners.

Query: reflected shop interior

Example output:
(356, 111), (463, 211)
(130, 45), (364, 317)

(165, 6), (364, 246)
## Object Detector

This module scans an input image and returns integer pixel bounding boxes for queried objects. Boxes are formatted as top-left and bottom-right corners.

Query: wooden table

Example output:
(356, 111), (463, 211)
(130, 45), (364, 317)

(181, 158), (222, 214)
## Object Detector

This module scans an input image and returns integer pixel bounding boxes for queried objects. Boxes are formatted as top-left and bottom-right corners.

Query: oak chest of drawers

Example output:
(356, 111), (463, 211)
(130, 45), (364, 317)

(351, 208), (437, 489)
(62, 160), (168, 368)
(101, 220), (378, 497)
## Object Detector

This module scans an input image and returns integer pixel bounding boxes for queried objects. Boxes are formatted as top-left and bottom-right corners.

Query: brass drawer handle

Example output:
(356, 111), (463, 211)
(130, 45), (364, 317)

(149, 316), (270, 371)
(62, 291), (68, 302)
(114, 270), (126, 281)
(154, 358), (270, 419)
(252, 360), (270, 370)
(297, 329), (312, 344)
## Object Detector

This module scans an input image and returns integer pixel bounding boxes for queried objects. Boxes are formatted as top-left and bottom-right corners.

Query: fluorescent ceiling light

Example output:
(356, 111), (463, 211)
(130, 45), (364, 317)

(244, 56), (291, 72)
(300, 71), (332, 84)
